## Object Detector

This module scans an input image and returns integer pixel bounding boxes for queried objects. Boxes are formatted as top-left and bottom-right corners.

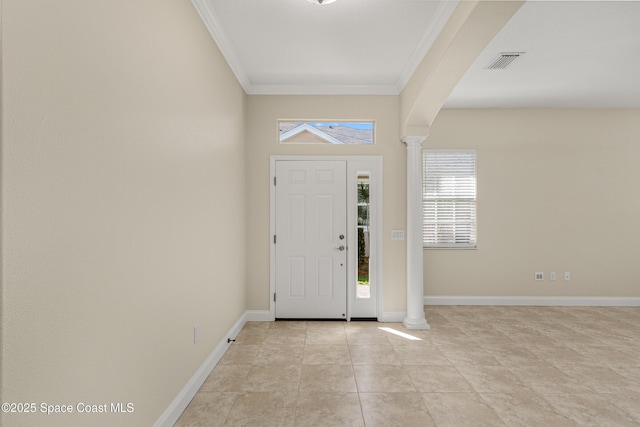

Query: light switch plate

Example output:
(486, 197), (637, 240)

(391, 230), (405, 240)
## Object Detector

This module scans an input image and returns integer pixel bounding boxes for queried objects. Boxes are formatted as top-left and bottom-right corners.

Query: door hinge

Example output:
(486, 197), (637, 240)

(274, 293), (276, 302)
(273, 176), (276, 186)
(273, 234), (276, 244)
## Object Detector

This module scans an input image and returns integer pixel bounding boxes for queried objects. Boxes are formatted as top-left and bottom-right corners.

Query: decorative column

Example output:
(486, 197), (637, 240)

(402, 136), (430, 330)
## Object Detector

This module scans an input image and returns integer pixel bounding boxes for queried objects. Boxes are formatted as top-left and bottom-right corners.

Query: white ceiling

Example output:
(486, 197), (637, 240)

(445, 1), (640, 108)
(192, 0), (457, 94)
(193, 0), (640, 108)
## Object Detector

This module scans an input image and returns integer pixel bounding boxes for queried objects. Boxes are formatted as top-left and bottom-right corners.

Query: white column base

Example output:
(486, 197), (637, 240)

(403, 316), (431, 330)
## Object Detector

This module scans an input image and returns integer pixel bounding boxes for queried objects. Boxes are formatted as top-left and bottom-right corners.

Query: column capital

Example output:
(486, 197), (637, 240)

(402, 124), (431, 140)
(401, 135), (428, 146)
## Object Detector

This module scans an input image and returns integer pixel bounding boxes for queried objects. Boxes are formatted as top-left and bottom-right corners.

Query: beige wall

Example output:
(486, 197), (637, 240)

(426, 109), (640, 297)
(3, 2), (639, 425)
(1, 1), (246, 426)
(245, 95), (409, 313)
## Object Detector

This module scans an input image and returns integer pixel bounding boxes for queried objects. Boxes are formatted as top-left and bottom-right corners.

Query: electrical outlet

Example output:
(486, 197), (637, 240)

(194, 324), (200, 343)
(564, 272), (571, 281)
(535, 272), (544, 281)
(550, 272), (557, 281)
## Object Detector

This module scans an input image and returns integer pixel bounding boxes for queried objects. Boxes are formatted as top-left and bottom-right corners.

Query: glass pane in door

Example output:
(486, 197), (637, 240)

(357, 175), (370, 299)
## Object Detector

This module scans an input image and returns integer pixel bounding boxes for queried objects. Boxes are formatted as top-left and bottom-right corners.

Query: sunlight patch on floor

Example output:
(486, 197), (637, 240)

(378, 327), (422, 341)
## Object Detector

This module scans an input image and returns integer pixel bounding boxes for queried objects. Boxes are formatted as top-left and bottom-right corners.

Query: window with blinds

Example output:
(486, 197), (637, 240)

(423, 150), (477, 248)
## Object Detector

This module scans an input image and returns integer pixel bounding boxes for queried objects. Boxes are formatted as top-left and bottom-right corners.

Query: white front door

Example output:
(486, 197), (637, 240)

(275, 160), (347, 319)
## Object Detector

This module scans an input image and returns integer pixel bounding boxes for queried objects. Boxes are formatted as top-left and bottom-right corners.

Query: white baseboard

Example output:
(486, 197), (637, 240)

(245, 310), (272, 321)
(379, 312), (407, 323)
(154, 312), (248, 427)
(425, 296), (640, 306)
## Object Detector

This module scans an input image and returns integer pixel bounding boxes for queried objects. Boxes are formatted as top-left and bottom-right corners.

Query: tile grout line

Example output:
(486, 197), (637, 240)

(344, 324), (365, 426)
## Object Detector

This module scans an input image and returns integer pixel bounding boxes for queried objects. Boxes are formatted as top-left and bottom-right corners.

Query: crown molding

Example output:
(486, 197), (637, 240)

(190, 0), (251, 92)
(395, 0), (459, 93)
(247, 83), (400, 96)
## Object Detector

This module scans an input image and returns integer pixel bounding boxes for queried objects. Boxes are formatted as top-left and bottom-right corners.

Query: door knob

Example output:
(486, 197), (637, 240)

(334, 245), (345, 251)
(339, 234), (345, 240)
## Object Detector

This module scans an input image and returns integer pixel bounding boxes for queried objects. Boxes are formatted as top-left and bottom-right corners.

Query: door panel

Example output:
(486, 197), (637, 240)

(275, 160), (347, 319)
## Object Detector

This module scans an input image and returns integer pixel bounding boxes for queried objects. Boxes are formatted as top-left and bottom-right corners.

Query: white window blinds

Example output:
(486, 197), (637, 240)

(423, 150), (477, 248)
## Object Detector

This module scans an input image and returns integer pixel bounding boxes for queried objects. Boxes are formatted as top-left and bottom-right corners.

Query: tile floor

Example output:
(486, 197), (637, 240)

(175, 306), (640, 426)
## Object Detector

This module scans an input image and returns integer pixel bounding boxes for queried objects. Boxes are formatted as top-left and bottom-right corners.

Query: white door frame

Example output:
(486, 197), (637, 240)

(270, 155), (383, 321)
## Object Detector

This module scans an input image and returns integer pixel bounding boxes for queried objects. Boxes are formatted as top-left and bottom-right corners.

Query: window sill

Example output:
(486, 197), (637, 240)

(423, 246), (477, 250)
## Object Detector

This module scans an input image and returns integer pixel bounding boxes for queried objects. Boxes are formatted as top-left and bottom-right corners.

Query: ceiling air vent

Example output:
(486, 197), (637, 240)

(486, 52), (524, 70)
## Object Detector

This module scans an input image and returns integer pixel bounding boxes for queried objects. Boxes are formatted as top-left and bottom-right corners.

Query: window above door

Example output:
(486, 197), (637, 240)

(278, 121), (374, 145)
